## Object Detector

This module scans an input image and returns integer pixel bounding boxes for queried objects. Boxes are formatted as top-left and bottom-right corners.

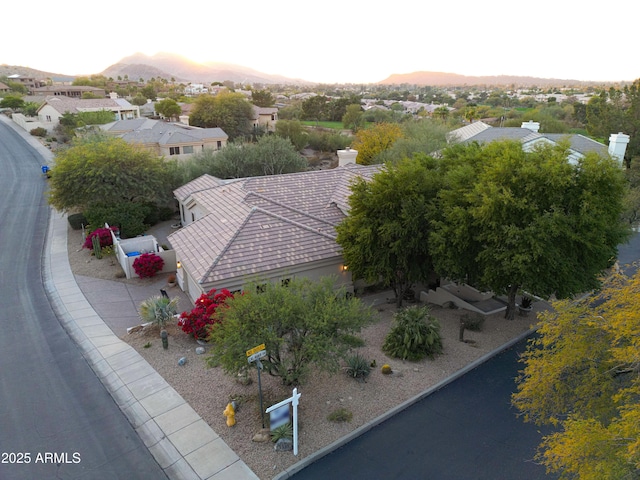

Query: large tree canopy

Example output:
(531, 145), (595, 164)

(336, 157), (438, 307)
(48, 134), (168, 212)
(189, 91), (254, 141)
(430, 140), (630, 319)
(512, 271), (640, 479)
(207, 277), (375, 386)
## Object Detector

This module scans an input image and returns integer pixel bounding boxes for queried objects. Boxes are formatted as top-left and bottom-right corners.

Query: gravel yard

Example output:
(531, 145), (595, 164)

(67, 223), (542, 479)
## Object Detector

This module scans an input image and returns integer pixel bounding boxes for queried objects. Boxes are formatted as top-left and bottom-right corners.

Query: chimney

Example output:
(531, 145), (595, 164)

(608, 132), (630, 163)
(337, 147), (358, 166)
(521, 120), (540, 132)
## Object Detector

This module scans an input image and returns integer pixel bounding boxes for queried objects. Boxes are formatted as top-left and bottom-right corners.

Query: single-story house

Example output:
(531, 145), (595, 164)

(167, 152), (378, 303)
(100, 118), (228, 159)
(36, 96), (140, 131)
(448, 120), (629, 164)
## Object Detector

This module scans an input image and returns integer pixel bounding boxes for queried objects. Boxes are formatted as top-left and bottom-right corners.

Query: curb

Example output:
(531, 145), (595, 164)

(272, 327), (537, 480)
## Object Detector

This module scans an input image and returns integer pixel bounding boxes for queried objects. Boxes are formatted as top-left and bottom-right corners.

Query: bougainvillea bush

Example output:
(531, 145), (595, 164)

(82, 227), (118, 249)
(132, 253), (164, 278)
(178, 288), (234, 340)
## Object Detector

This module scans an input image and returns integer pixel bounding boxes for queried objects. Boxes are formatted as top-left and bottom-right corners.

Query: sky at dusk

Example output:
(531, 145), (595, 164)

(3, 0), (637, 84)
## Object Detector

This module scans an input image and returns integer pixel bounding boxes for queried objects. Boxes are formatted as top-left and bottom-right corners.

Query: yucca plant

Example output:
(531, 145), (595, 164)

(344, 353), (371, 381)
(270, 422), (293, 442)
(382, 305), (443, 361)
(139, 295), (179, 329)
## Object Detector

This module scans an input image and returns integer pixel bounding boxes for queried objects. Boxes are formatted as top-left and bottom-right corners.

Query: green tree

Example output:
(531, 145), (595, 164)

(251, 89), (275, 107)
(351, 122), (403, 165)
(140, 84), (157, 101)
(336, 158), (437, 307)
(155, 98), (181, 121)
(203, 134), (307, 178)
(189, 91), (253, 141)
(130, 95), (147, 106)
(48, 134), (169, 213)
(374, 119), (449, 165)
(512, 272), (640, 479)
(0, 95), (24, 110)
(207, 277), (375, 385)
(301, 95), (328, 122)
(431, 140), (630, 319)
(275, 119), (308, 151)
(342, 104), (364, 132)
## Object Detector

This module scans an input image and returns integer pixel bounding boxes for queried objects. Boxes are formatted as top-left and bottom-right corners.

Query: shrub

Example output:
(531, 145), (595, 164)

(327, 408), (353, 423)
(460, 313), (485, 332)
(83, 227), (116, 249)
(84, 201), (151, 238)
(132, 253), (164, 278)
(30, 127), (47, 137)
(382, 305), (443, 361)
(139, 296), (179, 329)
(520, 296), (533, 309)
(68, 213), (88, 230)
(178, 288), (235, 339)
(344, 353), (371, 381)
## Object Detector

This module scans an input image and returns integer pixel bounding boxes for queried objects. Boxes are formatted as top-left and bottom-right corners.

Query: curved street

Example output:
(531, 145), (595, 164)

(0, 119), (167, 479)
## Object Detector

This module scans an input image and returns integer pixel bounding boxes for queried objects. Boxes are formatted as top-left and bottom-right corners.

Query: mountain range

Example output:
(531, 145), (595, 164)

(1, 52), (619, 87)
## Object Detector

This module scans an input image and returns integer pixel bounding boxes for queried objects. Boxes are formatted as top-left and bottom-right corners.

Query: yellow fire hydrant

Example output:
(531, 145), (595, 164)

(223, 402), (236, 427)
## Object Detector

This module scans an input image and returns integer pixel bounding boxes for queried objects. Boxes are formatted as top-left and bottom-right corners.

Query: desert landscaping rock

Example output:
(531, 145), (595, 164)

(66, 221), (544, 479)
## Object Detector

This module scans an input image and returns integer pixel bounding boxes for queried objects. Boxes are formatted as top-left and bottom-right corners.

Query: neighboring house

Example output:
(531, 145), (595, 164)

(100, 118), (228, 159)
(184, 83), (208, 96)
(448, 120), (630, 164)
(31, 86), (106, 98)
(0, 82), (10, 93)
(251, 105), (278, 132)
(6, 74), (45, 92)
(168, 156), (379, 303)
(139, 100), (157, 118)
(36, 96), (140, 131)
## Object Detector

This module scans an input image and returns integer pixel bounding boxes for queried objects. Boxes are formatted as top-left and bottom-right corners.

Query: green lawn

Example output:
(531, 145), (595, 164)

(301, 121), (344, 129)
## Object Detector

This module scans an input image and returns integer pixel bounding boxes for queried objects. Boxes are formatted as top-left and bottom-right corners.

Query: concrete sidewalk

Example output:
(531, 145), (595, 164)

(43, 205), (259, 480)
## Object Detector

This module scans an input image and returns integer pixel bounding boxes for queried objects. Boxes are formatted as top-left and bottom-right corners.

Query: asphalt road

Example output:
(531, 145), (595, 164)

(0, 120), (167, 479)
(290, 335), (557, 480)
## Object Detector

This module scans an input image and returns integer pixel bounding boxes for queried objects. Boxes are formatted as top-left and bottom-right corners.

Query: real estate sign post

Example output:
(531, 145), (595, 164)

(247, 343), (266, 428)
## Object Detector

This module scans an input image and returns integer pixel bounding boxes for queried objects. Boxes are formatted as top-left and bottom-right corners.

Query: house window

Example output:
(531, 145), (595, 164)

(217, 141), (222, 150)
(169, 146), (180, 155)
(46, 115), (51, 122)
(271, 114), (276, 121)
(191, 212), (195, 222)
(183, 145), (194, 154)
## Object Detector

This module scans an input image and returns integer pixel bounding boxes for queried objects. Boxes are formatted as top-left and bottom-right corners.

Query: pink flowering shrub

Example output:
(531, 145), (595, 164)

(83, 227), (117, 249)
(178, 288), (235, 339)
(132, 253), (164, 278)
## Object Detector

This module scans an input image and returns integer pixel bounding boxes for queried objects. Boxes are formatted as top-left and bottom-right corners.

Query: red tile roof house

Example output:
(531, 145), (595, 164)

(167, 152), (379, 303)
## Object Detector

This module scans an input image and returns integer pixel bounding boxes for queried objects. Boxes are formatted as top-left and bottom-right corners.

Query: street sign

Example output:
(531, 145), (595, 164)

(247, 349), (267, 363)
(246, 343), (266, 357)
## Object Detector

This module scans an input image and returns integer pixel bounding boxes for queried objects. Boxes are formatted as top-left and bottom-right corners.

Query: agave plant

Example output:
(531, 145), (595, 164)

(139, 295), (179, 329)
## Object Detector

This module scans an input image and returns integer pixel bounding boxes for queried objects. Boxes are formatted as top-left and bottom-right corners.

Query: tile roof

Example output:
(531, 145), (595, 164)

(168, 164), (380, 285)
(100, 118), (227, 146)
(449, 121), (608, 157)
(39, 96), (136, 114)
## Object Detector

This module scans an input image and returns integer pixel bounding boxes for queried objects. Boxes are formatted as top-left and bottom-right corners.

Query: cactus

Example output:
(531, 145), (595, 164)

(381, 364), (393, 375)
(92, 234), (102, 259)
